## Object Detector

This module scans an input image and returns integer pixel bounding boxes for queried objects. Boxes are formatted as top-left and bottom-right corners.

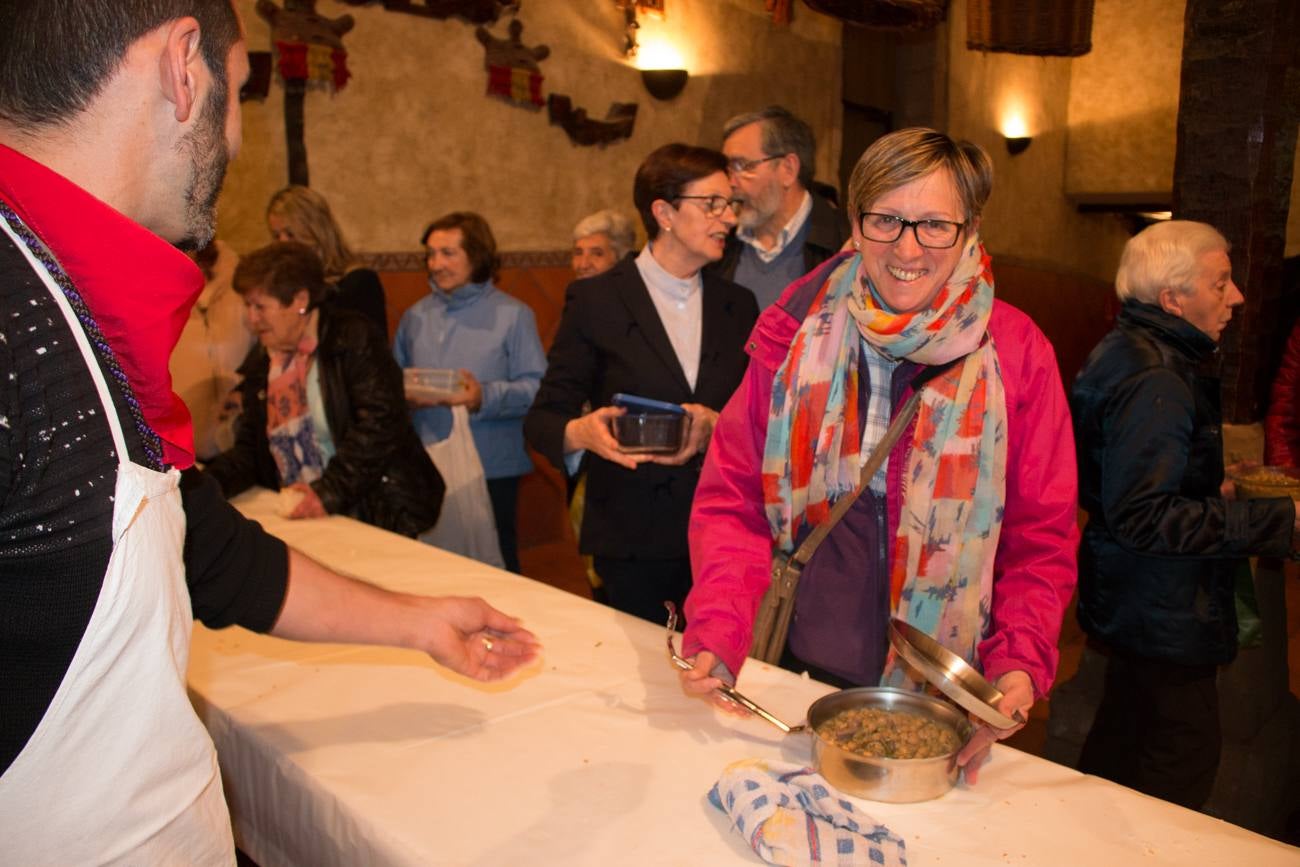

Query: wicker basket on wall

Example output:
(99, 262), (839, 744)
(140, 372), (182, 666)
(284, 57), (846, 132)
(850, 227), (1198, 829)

(966, 0), (1095, 56)
(802, 0), (948, 30)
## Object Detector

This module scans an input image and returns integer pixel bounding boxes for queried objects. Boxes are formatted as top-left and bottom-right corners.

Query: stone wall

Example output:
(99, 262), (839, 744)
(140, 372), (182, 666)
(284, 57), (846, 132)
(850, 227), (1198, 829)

(218, 0), (842, 257)
(943, 3), (1134, 285)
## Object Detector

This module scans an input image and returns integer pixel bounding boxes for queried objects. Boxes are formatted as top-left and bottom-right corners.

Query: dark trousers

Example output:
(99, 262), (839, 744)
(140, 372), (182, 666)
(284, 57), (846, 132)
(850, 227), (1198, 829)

(485, 475), (521, 574)
(1078, 649), (1221, 809)
(592, 555), (692, 627)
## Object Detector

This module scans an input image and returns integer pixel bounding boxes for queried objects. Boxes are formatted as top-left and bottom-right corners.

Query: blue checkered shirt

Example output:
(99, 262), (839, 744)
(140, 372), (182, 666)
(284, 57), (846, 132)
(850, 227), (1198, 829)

(859, 338), (901, 493)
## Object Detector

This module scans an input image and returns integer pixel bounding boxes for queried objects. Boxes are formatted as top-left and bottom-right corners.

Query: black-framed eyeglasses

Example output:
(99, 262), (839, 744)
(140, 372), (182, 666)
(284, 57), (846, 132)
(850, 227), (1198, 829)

(725, 154), (784, 177)
(673, 195), (741, 218)
(858, 212), (966, 249)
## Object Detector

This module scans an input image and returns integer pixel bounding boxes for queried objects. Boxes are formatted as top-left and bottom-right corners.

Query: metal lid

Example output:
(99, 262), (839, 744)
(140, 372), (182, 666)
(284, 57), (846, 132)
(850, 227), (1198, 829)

(887, 618), (1021, 730)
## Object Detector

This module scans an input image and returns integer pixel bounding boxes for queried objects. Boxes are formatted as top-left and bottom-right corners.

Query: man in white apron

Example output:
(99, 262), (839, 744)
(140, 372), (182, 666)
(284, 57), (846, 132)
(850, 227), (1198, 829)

(0, 4), (540, 863)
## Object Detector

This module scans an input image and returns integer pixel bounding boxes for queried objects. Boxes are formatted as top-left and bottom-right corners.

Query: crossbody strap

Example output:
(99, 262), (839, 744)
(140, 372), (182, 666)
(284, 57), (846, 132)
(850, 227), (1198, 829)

(786, 387), (924, 572)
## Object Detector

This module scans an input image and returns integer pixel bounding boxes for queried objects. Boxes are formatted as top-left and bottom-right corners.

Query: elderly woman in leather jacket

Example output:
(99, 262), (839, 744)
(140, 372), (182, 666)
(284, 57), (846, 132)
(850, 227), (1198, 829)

(205, 242), (444, 537)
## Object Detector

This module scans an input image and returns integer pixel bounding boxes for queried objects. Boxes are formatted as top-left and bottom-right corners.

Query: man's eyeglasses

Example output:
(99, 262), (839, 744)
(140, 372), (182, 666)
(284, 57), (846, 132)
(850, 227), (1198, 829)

(674, 195), (741, 218)
(858, 212), (966, 249)
(725, 154), (784, 178)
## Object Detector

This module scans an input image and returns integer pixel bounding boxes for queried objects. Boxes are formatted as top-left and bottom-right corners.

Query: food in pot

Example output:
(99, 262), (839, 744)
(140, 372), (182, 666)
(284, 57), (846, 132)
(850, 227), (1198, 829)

(817, 706), (960, 760)
(1238, 466), (1297, 484)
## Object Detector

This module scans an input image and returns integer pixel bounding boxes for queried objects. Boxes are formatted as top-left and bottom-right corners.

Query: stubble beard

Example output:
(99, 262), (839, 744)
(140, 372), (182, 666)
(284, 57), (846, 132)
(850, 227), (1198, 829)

(174, 84), (230, 252)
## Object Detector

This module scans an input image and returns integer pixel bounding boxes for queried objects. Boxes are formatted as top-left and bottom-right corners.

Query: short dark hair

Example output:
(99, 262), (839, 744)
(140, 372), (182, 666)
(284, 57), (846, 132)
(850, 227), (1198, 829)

(420, 212), (499, 284)
(0, 1), (241, 130)
(722, 106), (817, 189)
(233, 241), (330, 310)
(632, 144), (729, 241)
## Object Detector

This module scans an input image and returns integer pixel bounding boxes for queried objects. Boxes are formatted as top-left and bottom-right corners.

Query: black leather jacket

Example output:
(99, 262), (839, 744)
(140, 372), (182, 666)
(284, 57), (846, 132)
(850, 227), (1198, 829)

(1071, 302), (1293, 665)
(205, 305), (444, 538)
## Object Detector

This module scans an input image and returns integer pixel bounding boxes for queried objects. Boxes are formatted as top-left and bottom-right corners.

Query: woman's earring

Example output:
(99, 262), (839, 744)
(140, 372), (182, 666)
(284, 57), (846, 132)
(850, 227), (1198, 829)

(298, 307), (307, 315)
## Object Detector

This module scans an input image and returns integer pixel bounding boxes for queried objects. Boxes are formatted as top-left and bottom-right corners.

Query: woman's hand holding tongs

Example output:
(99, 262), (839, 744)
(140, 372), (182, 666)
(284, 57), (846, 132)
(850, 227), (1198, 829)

(677, 650), (752, 717)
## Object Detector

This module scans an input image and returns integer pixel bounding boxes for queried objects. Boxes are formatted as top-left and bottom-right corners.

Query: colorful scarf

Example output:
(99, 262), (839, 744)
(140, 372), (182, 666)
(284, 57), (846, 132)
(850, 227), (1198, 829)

(762, 237), (1007, 683)
(266, 314), (326, 487)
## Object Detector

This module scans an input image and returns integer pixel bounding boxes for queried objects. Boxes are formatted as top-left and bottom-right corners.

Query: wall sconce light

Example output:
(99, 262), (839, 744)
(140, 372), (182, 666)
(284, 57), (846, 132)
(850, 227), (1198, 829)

(634, 35), (687, 100)
(1005, 135), (1031, 156)
(641, 68), (688, 100)
(1000, 112), (1031, 156)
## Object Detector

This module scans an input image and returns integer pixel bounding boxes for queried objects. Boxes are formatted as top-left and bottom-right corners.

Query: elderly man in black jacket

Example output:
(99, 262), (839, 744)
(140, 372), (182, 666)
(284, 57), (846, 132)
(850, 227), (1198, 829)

(1071, 219), (1298, 809)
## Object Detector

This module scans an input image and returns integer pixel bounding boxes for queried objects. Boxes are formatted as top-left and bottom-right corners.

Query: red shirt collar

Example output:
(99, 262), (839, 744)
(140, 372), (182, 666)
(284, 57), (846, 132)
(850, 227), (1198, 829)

(0, 143), (199, 468)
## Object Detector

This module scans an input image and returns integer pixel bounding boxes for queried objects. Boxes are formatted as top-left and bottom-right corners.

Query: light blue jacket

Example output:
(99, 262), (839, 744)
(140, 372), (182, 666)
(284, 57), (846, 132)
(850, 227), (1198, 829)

(393, 279), (545, 479)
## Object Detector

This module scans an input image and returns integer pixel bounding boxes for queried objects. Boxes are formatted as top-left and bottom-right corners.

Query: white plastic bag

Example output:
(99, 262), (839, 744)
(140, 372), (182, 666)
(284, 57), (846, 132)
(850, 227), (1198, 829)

(418, 405), (505, 568)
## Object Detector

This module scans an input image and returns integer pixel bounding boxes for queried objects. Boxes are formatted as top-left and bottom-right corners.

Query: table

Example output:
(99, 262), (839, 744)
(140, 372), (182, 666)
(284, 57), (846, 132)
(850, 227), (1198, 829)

(188, 490), (1299, 866)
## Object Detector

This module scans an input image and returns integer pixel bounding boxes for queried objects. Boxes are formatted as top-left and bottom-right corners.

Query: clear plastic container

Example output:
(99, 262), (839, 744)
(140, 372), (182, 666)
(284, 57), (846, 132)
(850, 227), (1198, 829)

(403, 368), (462, 402)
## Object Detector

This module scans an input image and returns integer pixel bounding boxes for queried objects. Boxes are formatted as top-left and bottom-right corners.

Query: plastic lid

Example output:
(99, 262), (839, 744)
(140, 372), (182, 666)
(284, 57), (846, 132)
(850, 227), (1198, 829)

(887, 618), (1021, 730)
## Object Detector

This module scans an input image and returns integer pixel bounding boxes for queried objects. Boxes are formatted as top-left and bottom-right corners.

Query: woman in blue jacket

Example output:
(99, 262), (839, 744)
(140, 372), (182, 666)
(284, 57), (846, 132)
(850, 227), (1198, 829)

(394, 212), (546, 572)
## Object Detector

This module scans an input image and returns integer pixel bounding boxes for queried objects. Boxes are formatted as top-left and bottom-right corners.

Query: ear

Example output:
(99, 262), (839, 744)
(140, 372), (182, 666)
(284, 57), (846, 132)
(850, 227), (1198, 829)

(158, 17), (205, 123)
(778, 153), (800, 188)
(293, 288), (312, 312)
(651, 199), (675, 234)
(967, 215), (982, 236)
(1157, 286), (1184, 317)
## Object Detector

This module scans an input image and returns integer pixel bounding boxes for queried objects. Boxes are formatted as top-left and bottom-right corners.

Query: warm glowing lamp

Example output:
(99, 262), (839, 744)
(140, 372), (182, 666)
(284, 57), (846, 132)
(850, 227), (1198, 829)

(1000, 113), (1031, 156)
(636, 38), (688, 100)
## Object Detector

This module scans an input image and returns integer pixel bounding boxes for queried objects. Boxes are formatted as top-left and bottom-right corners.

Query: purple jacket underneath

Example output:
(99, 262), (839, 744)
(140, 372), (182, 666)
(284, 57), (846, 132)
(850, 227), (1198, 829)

(682, 254), (1079, 698)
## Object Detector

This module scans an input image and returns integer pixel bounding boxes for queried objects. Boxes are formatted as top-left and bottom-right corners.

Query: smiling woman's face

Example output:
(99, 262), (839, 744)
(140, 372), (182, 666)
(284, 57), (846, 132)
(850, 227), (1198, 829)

(853, 168), (970, 314)
(425, 228), (474, 293)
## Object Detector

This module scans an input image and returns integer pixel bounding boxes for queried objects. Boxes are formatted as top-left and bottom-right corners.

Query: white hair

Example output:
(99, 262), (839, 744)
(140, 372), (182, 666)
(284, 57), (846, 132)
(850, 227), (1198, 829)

(1115, 220), (1230, 304)
(572, 209), (637, 259)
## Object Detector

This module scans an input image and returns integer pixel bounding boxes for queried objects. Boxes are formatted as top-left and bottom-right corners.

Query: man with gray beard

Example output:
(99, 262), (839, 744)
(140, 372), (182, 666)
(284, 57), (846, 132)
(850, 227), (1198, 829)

(710, 105), (848, 309)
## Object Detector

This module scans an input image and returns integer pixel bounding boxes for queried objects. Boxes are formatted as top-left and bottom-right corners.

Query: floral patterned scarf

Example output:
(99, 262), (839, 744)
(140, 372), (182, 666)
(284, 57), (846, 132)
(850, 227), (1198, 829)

(762, 236), (1007, 683)
(266, 315), (326, 487)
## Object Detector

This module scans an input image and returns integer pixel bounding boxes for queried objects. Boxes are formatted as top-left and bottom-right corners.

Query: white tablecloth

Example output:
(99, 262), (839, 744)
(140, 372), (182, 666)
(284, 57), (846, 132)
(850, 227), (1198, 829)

(188, 490), (1299, 866)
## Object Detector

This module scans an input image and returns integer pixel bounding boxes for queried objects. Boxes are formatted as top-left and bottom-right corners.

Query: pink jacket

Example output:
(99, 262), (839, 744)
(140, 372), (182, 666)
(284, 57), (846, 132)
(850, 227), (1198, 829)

(683, 257), (1079, 699)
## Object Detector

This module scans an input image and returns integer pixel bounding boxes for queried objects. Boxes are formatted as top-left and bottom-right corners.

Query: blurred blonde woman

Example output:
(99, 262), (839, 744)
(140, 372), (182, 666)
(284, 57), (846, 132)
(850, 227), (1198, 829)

(267, 185), (389, 337)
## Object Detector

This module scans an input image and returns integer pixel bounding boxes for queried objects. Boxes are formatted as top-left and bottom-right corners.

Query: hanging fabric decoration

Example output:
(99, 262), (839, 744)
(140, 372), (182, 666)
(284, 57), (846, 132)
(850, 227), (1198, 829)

(258, 0), (354, 91)
(475, 19), (549, 109)
(339, 0), (516, 25)
(256, 0), (356, 186)
(766, 0), (794, 26)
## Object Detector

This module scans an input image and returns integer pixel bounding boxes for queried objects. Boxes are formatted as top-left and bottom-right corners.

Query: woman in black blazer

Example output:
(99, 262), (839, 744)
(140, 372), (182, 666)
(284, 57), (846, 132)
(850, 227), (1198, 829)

(525, 144), (759, 623)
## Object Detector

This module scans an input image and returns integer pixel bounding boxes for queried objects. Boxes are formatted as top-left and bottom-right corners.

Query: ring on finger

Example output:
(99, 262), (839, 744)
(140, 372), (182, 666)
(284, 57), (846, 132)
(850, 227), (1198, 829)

(482, 636), (494, 653)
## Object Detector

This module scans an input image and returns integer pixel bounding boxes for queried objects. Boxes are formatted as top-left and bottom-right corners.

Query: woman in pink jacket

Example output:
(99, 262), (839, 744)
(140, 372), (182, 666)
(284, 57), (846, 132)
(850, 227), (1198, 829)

(679, 129), (1078, 781)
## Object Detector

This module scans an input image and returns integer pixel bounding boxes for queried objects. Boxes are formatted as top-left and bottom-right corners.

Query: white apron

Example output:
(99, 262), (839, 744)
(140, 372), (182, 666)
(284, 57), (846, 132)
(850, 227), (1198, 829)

(0, 217), (234, 865)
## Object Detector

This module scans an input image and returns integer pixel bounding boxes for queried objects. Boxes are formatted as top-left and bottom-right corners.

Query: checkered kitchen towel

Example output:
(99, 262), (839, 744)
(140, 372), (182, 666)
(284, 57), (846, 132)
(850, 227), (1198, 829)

(708, 759), (907, 867)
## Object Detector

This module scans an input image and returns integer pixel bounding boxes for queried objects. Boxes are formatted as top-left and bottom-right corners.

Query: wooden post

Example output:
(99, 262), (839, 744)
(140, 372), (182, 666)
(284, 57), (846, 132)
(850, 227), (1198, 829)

(284, 79), (309, 187)
(1172, 0), (1300, 422)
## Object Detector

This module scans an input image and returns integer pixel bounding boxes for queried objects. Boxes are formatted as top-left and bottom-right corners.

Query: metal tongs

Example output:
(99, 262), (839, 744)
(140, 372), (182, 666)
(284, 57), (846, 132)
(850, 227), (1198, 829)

(664, 601), (805, 734)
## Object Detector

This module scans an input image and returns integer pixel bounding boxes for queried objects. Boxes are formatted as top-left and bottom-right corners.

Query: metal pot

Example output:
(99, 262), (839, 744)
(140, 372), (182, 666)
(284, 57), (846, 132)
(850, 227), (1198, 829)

(807, 686), (972, 803)
(664, 603), (972, 803)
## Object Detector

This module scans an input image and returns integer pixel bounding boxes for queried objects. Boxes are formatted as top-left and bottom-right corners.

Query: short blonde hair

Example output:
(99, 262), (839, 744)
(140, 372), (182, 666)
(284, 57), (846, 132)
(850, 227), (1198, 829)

(266, 186), (356, 281)
(846, 128), (993, 225)
(1115, 220), (1230, 304)
(572, 209), (637, 259)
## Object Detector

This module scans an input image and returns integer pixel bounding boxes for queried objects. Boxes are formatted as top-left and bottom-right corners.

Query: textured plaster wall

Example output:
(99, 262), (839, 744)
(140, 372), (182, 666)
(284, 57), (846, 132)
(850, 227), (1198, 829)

(218, 0), (842, 257)
(942, 5), (1132, 283)
(1065, 0), (1183, 198)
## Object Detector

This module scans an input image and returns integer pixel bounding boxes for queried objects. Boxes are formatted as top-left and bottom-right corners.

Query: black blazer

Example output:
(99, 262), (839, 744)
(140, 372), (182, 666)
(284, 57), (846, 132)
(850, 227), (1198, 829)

(524, 255), (758, 559)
